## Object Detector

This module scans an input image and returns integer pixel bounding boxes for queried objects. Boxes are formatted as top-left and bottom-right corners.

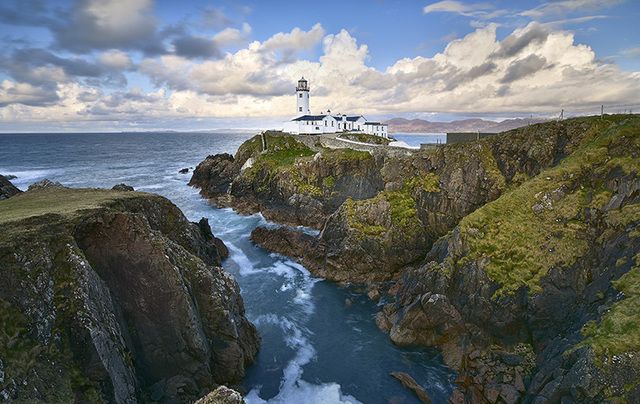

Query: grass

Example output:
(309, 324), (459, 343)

(580, 253), (640, 361)
(344, 172), (439, 238)
(0, 188), (145, 225)
(458, 116), (640, 297)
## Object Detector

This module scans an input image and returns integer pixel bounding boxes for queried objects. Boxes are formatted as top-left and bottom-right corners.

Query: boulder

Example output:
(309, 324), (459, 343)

(112, 183), (134, 191)
(195, 386), (244, 404)
(27, 178), (65, 191)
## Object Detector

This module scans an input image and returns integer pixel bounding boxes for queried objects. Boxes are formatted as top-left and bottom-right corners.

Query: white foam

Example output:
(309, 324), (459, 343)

(226, 242), (258, 276)
(0, 168), (63, 190)
(246, 315), (362, 404)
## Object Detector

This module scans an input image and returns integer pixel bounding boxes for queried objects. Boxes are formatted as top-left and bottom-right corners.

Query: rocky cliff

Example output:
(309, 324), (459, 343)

(0, 175), (21, 200)
(246, 118), (610, 282)
(0, 185), (259, 403)
(192, 115), (640, 402)
(189, 131), (384, 228)
(378, 116), (640, 402)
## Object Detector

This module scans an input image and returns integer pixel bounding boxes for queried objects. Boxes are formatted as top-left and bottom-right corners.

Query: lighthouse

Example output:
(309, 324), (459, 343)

(296, 77), (310, 114)
(282, 76), (388, 137)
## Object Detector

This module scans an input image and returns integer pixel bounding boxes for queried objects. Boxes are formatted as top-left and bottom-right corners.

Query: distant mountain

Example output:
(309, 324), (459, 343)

(385, 117), (547, 133)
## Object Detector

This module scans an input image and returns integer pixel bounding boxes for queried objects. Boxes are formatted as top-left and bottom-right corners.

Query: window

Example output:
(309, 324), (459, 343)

(331, 121), (334, 126)
(299, 93), (302, 98)
(299, 107), (302, 112)
(325, 121), (327, 126)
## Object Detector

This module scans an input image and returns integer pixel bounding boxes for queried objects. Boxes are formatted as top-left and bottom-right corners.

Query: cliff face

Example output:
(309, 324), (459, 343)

(0, 175), (21, 200)
(0, 186), (259, 403)
(379, 116), (640, 402)
(246, 119), (610, 282)
(190, 132), (384, 228)
(193, 116), (640, 402)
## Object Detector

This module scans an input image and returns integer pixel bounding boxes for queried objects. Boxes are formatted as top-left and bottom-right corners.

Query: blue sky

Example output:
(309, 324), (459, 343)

(0, 0), (639, 131)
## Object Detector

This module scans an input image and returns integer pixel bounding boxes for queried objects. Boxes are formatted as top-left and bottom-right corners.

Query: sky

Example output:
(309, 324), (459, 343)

(0, 0), (639, 132)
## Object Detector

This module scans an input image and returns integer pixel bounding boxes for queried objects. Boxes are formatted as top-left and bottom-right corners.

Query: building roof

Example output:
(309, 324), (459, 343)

(364, 122), (386, 126)
(292, 115), (327, 121)
(291, 114), (371, 123)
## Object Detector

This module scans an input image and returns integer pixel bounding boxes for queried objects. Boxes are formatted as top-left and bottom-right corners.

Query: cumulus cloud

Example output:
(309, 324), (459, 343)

(213, 23), (252, 47)
(501, 54), (548, 83)
(493, 23), (549, 58)
(2, 20), (639, 124)
(172, 35), (222, 59)
(260, 23), (325, 54)
(99, 50), (134, 70)
(0, 80), (60, 107)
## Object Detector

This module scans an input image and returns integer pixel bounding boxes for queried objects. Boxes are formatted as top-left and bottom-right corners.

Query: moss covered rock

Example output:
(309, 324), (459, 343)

(0, 186), (259, 402)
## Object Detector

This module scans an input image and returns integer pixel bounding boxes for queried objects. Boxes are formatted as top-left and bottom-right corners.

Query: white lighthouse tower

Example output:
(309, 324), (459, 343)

(296, 77), (310, 114)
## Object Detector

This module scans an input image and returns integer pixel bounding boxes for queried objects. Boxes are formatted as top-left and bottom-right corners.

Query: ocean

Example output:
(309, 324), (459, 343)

(0, 131), (455, 404)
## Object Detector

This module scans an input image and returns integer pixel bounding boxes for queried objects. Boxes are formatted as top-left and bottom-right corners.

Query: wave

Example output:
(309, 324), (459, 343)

(0, 168), (64, 190)
(246, 315), (362, 404)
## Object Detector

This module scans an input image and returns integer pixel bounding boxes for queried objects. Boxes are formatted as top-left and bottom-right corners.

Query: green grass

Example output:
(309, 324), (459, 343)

(580, 253), (640, 361)
(0, 188), (145, 225)
(458, 116), (640, 297)
(343, 172), (438, 238)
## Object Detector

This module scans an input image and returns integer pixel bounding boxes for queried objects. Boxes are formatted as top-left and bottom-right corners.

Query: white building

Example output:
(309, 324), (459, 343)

(283, 77), (388, 138)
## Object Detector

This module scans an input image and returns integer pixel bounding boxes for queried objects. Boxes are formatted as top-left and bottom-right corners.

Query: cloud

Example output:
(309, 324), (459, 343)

(172, 35), (222, 59)
(260, 23), (325, 53)
(213, 23), (252, 47)
(621, 47), (640, 58)
(493, 23), (549, 58)
(2, 22), (639, 125)
(0, 0), (56, 27)
(0, 80), (60, 107)
(423, 1), (506, 19)
(501, 54), (548, 83)
(52, 0), (164, 54)
(99, 50), (134, 70)
(200, 7), (233, 29)
(520, 0), (621, 19)
(541, 15), (609, 27)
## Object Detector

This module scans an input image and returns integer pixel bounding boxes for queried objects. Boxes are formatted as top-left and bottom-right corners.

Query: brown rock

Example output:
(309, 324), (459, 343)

(390, 372), (432, 404)
(195, 386), (244, 404)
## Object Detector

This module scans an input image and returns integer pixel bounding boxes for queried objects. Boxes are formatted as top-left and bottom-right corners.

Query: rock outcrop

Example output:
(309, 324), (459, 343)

(190, 132), (384, 228)
(0, 174), (21, 200)
(197, 116), (640, 402)
(378, 116), (640, 402)
(245, 118), (612, 282)
(0, 186), (259, 402)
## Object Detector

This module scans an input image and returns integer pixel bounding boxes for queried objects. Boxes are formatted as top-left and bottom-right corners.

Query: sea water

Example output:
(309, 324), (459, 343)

(0, 132), (455, 404)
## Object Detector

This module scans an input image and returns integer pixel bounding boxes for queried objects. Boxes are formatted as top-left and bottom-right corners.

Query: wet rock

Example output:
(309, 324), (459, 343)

(179, 167), (190, 174)
(390, 372), (431, 404)
(0, 175), (21, 200)
(111, 183), (134, 191)
(367, 288), (381, 302)
(189, 153), (240, 199)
